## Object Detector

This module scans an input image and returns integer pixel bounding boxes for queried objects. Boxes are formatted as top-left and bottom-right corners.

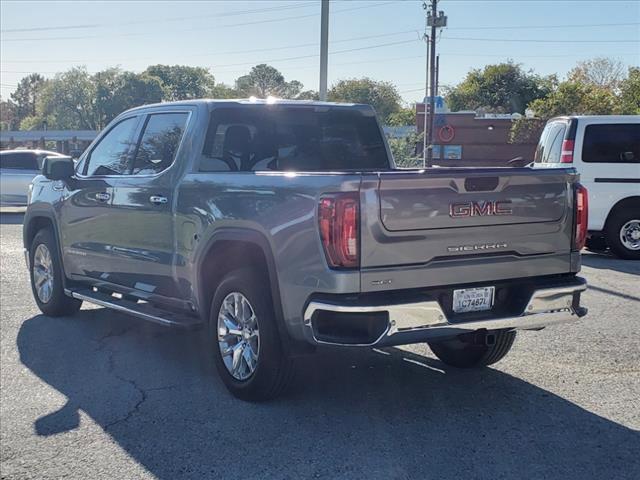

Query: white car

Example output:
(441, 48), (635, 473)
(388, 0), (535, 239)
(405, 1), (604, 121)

(533, 115), (639, 259)
(0, 149), (64, 206)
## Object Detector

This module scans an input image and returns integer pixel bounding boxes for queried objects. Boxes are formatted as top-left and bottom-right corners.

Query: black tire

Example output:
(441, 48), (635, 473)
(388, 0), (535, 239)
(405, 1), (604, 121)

(605, 210), (640, 260)
(208, 267), (294, 401)
(428, 329), (516, 368)
(585, 235), (607, 253)
(29, 228), (82, 316)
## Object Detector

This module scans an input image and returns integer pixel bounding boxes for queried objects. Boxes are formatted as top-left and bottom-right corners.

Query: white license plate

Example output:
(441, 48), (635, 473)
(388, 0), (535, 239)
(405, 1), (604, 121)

(453, 286), (495, 313)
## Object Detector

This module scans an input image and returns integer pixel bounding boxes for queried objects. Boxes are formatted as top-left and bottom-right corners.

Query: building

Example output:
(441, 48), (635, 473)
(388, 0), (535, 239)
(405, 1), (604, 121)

(0, 130), (97, 157)
(416, 100), (538, 166)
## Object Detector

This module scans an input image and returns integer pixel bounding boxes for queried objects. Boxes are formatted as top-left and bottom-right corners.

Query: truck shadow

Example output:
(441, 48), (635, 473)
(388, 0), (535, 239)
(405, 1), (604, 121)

(18, 310), (640, 480)
(0, 211), (25, 225)
(581, 252), (640, 276)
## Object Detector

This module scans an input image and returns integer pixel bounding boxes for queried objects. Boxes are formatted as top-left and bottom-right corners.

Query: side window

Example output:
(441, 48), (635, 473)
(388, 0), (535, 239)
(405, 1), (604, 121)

(131, 113), (189, 175)
(0, 152), (38, 170)
(582, 124), (640, 163)
(84, 117), (138, 176)
(546, 124), (566, 164)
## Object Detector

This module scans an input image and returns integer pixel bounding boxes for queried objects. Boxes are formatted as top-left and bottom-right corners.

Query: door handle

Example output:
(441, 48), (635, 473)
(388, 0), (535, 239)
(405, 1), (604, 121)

(149, 195), (168, 205)
(95, 192), (110, 202)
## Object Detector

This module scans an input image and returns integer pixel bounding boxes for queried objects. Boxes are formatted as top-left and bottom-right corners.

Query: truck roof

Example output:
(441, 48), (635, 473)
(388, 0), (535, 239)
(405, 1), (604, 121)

(123, 98), (375, 115)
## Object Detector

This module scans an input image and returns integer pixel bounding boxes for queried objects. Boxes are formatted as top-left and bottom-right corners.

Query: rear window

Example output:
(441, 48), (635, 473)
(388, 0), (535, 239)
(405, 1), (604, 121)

(200, 106), (389, 172)
(0, 152), (39, 170)
(582, 124), (640, 163)
(534, 122), (566, 164)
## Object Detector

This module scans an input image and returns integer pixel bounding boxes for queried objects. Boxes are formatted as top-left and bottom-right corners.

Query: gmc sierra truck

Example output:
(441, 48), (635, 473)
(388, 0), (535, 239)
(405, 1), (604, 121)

(24, 99), (588, 400)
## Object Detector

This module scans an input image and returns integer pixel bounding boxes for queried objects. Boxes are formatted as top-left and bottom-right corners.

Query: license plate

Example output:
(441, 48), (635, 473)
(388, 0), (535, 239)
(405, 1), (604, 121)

(453, 286), (495, 313)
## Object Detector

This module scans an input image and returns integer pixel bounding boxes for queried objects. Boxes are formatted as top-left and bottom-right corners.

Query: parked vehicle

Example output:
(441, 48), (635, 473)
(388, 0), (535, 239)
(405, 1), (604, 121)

(533, 115), (639, 259)
(0, 149), (64, 206)
(24, 99), (588, 400)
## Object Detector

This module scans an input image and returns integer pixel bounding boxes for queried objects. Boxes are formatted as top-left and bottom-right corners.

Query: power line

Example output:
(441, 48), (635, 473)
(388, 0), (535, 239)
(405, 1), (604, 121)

(0, 29), (421, 64)
(0, 2), (395, 42)
(0, 2), (317, 33)
(445, 22), (640, 30)
(442, 36), (639, 43)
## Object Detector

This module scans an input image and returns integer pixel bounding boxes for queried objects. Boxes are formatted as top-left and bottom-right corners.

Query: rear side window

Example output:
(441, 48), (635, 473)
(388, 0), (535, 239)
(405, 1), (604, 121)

(85, 117), (139, 176)
(534, 122), (566, 163)
(0, 152), (38, 170)
(200, 106), (389, 172)
(131, 112), (189, 175)
(582, 124), (640, 163)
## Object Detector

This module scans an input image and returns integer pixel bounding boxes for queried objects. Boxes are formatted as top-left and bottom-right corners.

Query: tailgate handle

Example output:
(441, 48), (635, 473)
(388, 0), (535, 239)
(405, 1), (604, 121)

(465, 177), (499, 192)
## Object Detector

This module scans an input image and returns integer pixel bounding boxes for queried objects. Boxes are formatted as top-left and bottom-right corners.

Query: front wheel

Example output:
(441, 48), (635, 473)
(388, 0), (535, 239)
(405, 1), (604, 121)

(29, 228), (82, 316)
(209, 268), (294, 401)
(428, 330), (516, 368)
(606, 212), (640, 260)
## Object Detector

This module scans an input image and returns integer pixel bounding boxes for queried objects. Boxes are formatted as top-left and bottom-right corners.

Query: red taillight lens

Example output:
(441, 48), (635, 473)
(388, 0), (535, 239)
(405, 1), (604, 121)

(560, 139), (574, 163)
(574, 184), (588, 251)
(319, 193), (359, 269)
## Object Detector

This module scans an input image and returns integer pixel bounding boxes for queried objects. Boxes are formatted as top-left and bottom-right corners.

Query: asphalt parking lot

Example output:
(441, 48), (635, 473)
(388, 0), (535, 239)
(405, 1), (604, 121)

(1, 209), (639, 480)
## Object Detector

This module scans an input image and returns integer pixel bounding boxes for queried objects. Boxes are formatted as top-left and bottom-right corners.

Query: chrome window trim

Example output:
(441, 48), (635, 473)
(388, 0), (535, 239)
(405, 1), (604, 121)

(74, 109), (193, 180)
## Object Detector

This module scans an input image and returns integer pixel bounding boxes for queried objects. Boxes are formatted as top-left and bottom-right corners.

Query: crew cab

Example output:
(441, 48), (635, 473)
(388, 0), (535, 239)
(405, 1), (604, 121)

(533, 115), (639, 259)
(24, 99), (588, 400)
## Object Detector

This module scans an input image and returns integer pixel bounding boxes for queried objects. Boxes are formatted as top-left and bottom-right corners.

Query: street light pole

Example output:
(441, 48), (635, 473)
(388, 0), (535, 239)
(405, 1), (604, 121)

(319, 0), (329, 101)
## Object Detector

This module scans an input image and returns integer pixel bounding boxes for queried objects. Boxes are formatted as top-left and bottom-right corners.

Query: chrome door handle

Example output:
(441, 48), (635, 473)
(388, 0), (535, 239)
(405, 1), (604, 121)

(95, 192), (110, 202)
(149, 195), (168, 205)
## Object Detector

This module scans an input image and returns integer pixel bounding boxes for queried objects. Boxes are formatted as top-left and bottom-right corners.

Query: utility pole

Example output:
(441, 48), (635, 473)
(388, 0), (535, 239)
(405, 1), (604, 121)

(435, 54), (440, 96)
(319, 0), (329, 101)
(424, 0), (446, 167)
(422, 34), (429, 168)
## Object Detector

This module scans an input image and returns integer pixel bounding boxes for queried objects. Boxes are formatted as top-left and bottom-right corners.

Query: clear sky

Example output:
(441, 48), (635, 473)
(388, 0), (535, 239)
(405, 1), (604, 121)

(1, 0), (639, 104)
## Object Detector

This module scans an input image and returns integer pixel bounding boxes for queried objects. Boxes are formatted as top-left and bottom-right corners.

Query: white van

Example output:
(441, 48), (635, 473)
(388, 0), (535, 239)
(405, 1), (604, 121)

(533, 115), (639, 259)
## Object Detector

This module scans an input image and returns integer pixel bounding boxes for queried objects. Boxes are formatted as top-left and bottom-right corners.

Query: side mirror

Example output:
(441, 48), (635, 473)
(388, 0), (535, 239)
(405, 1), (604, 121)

(42, 156), (75, 181)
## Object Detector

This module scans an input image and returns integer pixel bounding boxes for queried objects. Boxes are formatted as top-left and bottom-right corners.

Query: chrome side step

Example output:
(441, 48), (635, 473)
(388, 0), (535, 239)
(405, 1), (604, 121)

(65, 288), (203, 328)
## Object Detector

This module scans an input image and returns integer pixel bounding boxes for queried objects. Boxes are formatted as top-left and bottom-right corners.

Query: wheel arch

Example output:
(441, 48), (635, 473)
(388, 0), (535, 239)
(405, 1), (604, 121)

(195, 228), (289, 344)
(604, 196), (640, 231)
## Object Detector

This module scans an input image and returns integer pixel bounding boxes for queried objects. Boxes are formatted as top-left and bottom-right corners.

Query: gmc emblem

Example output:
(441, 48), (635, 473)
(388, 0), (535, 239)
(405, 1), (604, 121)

(449, 200), (513, 218)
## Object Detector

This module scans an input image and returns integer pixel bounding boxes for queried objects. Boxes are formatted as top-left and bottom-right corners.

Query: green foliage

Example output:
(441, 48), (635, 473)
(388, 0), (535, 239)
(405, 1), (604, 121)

(328, 78), (402, 121)
(387, 131), (423, 168)
(619, 67), (640, 114)
(386, 107), (416, 126)
(209, 83), (239, 99)
(0, 98), (17, 130)
(445, 62), (554, 114)
(567, 57), (626, 90)
(10, 73), (46, 125)
(235, 64), (303, 98)
(144, 64), (216, 101)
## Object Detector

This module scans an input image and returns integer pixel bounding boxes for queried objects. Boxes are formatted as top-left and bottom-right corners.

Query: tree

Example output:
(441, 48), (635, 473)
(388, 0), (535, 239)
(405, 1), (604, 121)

(445, 62), (554, 114)
(37, 67), (97, 130)
(10, 73), (46, 124)
(94, 69), (164, 128)
(328, 78), (401, 121)
(619, 67), (640, 114)
(510, 81), (619, 143)
(235, 64), (303, 98)
(145, 64), (216, 101)
(568, 57), (626, 90)
(0, 98), (17, 130)
(209, 83), (239, 99)
(387, 131), (423, 168)
(386, 107), (416, 126)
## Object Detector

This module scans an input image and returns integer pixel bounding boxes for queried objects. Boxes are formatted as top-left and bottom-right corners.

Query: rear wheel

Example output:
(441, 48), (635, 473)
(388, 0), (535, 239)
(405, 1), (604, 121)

(209, 267), (293, 401)
(428, 329), (516, 368)
(29, 228), (82, 316)
(605, 211), (640, 260)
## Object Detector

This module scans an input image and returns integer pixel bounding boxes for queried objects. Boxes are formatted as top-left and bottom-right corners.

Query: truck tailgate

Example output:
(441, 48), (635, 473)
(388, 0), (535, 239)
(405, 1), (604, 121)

(360, 168), (578, 292)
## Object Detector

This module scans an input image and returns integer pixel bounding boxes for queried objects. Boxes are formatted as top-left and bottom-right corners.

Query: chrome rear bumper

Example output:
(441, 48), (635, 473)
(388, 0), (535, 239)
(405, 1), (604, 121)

(303, 279), (587, 347)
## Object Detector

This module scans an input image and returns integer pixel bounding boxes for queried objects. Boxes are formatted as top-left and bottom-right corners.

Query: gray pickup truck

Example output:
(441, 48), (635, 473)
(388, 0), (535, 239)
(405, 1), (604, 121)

(24, 99), (588, 400)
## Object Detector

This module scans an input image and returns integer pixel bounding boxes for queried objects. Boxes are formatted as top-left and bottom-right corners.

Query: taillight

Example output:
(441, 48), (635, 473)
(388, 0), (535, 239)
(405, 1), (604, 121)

(560, 139), (574, 163)
(574, 184), (588, 251)
(318, 193), (359, 269)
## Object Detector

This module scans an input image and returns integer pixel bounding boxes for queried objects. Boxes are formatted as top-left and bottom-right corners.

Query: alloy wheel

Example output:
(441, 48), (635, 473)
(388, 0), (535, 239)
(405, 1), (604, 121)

(217, 292), (260, 381)
(619, 219), (640, 251)
(33, 244), (54, 303)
